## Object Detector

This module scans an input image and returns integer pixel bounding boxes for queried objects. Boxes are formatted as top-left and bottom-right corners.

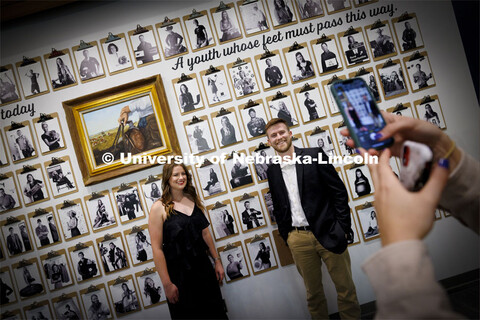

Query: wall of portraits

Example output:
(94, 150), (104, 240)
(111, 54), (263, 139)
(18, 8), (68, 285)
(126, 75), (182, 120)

(0, 0), (479, 319)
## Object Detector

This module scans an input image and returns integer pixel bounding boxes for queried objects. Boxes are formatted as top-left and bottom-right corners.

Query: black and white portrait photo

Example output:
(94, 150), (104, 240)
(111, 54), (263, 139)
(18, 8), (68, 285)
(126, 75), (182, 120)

(325, 0), (351, 13)
(266, 0), (297, 27)
(366, 24), (396, 59)
(29, 213), (60, 248)
(257, 54), (287, 89)
(183, 13), (215, 50)
(57, 203), (88, 241)
(284, 46), (315, 82)
(416, 100), (446, 129)
(211, 6), (242, 43)
(207, 203), (238, 240)
(0, 267), (16, 306)
(85, 194), (116, 231)
(70, 246), (100, 282)
(2, 220), (32, 257)
(219, 245), (249, 282)
(262, 189), (276, 224)
(228, 61), (259, 98)
(109, 279), (140, 315)
(405, 54), (435, 91)
(0, 175), (21, 213)
(173, 76), (204, 114)
(377, 62), (408, 98)
(238, 0), (269, 35)
(24, 303), (53, 320)
(340, 31), (369, 66)
(197, 163), (227, 199)
(294, 86), (326, 123)
(296, 0), (324, 20)
(137, 272), (166, 308)
(225, 155), (254, 190)
(267, 94), (299, 128)
(185, 119), (215, 155)
(246, 236), (278, 273)
(41, 253), (73, 291)
(311, 39), (342, 74)
(212, 111), (242, 147)
(250, 146), (275, 182)
(393, 16), (424, 52)
(129, 30), (160, 65)
(19, 168), (49, 206)
(356, 207), (380, 241)
(157, 21), (188, 59)
(53, 296), (83, 320)
(140, 180), (162, 214)
(0, 132), (8, 166)
(6, 124), (36, 162)
(46, 160), (76, 198)
(0, 66), (21, 105)
(81, 286), (112, 320)
(33, 117), (65, 154)
(346, 165), (374, 199)
(16, 59), (48, 99)
(351, 71), (381, 102)
(307, 130), (336, 157)
(125, 229), (153, 265)
(101, 35), (133, 74)
(13, 260), (44, 298)
(114, 186), (145, 223)
(334, 126), (355, 157)
(236, 196), (266, 232)
(387, 104), (415, 118)
(98, 238), (129, 274)
(201, 69), (232, 105)
(73, 45), (105, 81)
(240, 104), (269, 139)
(45, 52), (77, 89)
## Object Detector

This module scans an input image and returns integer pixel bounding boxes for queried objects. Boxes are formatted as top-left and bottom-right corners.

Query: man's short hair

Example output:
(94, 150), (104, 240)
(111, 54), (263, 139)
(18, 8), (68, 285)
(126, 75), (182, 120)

(248, 108), (256, 116)
(265, 118), (289, 135)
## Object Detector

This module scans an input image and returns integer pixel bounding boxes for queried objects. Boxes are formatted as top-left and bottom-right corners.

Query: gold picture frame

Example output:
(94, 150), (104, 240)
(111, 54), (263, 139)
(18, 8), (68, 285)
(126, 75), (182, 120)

(62, 74), (179, 185)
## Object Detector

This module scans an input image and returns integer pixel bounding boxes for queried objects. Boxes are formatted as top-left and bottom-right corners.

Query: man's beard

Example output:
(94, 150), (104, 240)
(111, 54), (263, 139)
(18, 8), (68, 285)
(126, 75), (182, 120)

(272, 136), (292, 153)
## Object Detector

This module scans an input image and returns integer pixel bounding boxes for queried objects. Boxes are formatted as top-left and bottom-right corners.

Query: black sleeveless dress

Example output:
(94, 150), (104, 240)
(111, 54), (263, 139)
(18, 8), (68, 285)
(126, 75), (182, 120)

(163, 205), (227, 319)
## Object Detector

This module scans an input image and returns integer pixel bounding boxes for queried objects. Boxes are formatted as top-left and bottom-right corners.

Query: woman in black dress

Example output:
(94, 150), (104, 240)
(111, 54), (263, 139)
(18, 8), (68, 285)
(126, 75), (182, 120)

(354, 168), (371, 197)
(148, 163), (227, 319)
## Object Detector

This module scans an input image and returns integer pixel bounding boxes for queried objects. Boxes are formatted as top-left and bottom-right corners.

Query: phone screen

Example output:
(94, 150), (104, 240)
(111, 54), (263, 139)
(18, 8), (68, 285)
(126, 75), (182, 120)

(331, 78), (393, 150)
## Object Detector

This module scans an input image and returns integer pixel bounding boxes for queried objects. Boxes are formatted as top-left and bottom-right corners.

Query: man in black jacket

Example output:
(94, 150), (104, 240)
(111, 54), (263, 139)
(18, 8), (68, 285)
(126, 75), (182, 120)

(265, 118), (360, 319)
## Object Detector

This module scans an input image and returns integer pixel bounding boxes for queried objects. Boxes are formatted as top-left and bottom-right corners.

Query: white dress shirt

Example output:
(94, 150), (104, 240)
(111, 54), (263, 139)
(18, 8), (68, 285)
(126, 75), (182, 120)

(280, 162), (309, 227)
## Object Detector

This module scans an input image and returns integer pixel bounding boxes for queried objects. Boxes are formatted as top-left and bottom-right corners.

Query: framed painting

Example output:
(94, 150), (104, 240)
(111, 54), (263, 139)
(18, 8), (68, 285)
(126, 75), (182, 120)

(63, 75), (179, 185)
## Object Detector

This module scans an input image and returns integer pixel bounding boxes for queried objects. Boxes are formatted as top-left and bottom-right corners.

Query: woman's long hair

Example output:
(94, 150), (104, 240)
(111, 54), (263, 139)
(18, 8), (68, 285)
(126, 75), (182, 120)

(160, 163), (204, 218)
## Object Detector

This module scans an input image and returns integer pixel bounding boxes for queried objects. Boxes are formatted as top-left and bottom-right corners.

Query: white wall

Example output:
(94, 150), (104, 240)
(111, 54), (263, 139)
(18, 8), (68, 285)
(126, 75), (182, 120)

(1, 1), (478, 319)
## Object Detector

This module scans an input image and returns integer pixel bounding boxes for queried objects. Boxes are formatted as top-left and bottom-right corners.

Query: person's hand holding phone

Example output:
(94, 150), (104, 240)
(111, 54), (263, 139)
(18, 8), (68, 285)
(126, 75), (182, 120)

(340, 111), (461, 173)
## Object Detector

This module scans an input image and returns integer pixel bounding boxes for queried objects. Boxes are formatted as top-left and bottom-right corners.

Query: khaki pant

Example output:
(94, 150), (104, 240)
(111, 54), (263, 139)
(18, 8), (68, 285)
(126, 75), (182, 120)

(287, 230), (360, 320)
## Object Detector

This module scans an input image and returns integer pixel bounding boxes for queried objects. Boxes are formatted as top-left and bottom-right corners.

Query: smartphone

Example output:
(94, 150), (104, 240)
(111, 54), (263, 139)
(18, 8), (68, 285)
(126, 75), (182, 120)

(400, 141), (433, 191)
(330, 78), (393, 150)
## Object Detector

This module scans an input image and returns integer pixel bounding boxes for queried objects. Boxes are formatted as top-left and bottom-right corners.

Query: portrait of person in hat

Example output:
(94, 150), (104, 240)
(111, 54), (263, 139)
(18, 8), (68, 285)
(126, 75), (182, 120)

(164, 25), (187, 57)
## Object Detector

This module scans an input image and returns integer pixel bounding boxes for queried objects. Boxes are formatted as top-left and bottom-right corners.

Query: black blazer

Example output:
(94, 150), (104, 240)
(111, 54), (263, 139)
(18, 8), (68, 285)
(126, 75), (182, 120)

(266, 147), (351, 254)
